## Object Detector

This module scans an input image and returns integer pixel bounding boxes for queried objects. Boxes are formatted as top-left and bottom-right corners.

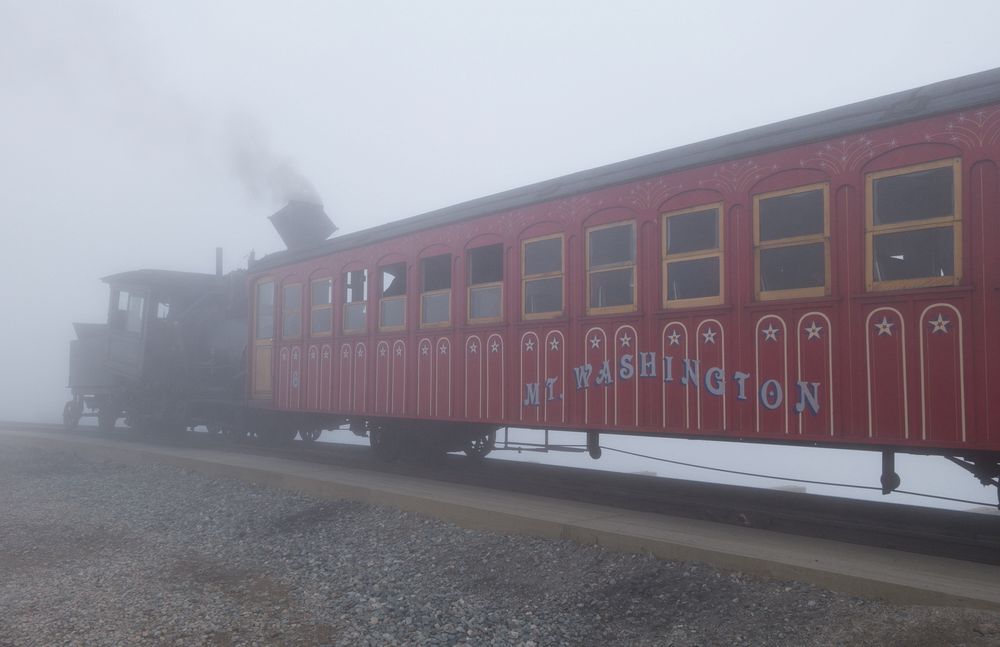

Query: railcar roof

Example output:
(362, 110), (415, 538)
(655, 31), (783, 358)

(252, 66), (1000, 273)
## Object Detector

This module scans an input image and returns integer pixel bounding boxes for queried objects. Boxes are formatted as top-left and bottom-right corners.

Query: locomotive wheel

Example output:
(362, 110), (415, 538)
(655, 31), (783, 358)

(369, 426), (400, 462)
(298, 428), (322, 443)
(62, 400), (83, 429)
(464, 430), (496, 460)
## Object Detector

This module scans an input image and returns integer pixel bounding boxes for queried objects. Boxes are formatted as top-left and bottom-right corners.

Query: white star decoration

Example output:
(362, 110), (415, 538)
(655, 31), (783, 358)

(490, 340), (500, 353)
(439, 343), (448, 355)
(395, 346), (402, 356)
(929, 313), (951, 334)
(342, 347), (350, 358)
(619, 333), (632, 348)
(322, 349), (330, 359)
(667, 330), (681, 346)
(356, 346), (364, 358)
(804, 321), (823, 340)
(549, 337), (560, 351)
(420, 343), (430, 355)
(469, 341), (478, 353)
(524, 338), (536, 351)
(378, 346), (386, 357)
(762, 324), (779, 342)
(701, 328), (717, 344)
(589, 335), (601, 349)
(874, 317), (894, 336)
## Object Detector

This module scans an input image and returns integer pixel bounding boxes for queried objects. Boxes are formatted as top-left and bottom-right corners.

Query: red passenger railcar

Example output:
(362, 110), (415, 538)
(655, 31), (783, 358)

(246, 69), (1000, 499)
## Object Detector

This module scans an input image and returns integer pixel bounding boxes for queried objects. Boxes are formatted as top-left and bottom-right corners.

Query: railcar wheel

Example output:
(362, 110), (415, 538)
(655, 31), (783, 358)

(464, 430), (495, 460)
(62, 400), (82, 429)
(369, 426), (400, 462)
(298, 428), (322, 443)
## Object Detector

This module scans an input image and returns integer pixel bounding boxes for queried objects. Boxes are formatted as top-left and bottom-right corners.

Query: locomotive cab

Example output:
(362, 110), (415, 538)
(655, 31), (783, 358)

(65, 269), (248, 431)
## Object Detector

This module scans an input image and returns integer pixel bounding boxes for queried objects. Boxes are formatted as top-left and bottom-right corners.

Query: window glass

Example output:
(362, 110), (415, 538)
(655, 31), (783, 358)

(380, 298), (405, 328)
(422, 292), (450, 325)
(468, 244), (503, 285)
(754, 186), (828, 299)
(663, 206), (722, 307)
(310, 278), (332, 335)
(666, 257), (720, 301)
(867, 161), (960, 290)
(125, 294), (144, 333)
(256, 281), (274, 339)
(156, 302), (170, 320)
(282, 284), (302, 339)
(589, 223), (635, 267)
(524, 237), (562, 275)
(524, 276), (562, 315)
(523, 236), (563, 318)
(422, 254), (451, 291)
(874, 166), (953, 225)
(873, 227), (954, 281)
(589, 267), (634, 309)
(343, 270), (367, 332)
(758, 189), (824, 241)
(667, 208), (718, 254)
(588, 223), (635, 313)
(470, 285), (501, 319)
(760, 243), (826, 291)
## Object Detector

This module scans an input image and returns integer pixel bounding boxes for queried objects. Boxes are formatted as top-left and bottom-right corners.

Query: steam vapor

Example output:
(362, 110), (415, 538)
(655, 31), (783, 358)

(228, 116), (321, 206)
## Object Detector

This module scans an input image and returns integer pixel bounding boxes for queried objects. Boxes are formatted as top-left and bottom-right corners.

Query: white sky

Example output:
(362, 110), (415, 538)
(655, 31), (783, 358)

(1, 1), (998, 508)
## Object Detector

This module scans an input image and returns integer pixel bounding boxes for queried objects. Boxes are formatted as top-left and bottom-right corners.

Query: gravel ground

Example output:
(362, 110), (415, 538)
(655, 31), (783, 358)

(1, 444), (998, 647)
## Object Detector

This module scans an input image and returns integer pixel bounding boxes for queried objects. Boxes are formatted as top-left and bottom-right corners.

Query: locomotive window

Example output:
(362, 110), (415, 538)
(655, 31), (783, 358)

(662, 205), (723, 308)
(156, 301), (170, 320)
(379, 262), (407, 330)
(468, 244), (503, 323)
(343, 269), (367, 333)
(522, 235), (563, 319)
(753, 184), (829, 300)
(281, 284), (302, 339)
(866, 159), (961, 291)
(310, 278), (333, 336)
(421, 253), (451, 326)
(587, 222), (636, 314)
(111, 290), (146, 333)
(255, 281), (275, 340)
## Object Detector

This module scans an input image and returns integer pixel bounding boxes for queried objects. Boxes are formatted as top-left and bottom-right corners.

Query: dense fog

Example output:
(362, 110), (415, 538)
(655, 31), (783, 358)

(2, 1), (998, 509)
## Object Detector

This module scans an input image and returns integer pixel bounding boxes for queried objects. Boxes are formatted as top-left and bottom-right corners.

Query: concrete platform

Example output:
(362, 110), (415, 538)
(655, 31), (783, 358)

(3, 427), (998, 611)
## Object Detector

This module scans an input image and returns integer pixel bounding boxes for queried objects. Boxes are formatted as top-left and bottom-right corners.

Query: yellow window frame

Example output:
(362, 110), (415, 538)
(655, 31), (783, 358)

(661, 203), (724, 309)
(521, 233), (564, 321)
(865, 158), (962, 292)
(753, 183), (830, 301)
(586, 221), (637, 315)
(309, 277), (333, 338)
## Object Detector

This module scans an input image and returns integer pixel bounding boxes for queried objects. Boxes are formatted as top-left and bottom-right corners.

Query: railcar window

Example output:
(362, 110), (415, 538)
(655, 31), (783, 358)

(421, 254), (451, 326)
(156, 301), (170, 320)
(343, 269), (367, 333)
(662, 205), (723, 307)
(281, 284), (302, 339)
(753, 185), (829, 300)
(310, 278), (333, 336)
(522, 235), (563, 319)
(866, 159), (961, 290)
(587, 222), (636, 314)
(255, 281), (275, 340)
(379, 262), (407, 330)
(468, 244), (503, 322)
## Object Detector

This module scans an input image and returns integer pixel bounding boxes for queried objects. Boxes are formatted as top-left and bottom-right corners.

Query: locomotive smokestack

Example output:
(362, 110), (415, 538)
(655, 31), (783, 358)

(268, 201), (337, 250)
(216, 247), (223, 276)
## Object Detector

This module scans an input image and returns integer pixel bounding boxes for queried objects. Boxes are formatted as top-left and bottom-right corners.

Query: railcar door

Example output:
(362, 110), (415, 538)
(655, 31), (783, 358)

(253, 279), (275, 398)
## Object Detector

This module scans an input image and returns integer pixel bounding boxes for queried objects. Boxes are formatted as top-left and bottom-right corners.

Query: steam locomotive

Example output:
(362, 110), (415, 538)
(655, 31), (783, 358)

(66, 68), (1000, 504)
